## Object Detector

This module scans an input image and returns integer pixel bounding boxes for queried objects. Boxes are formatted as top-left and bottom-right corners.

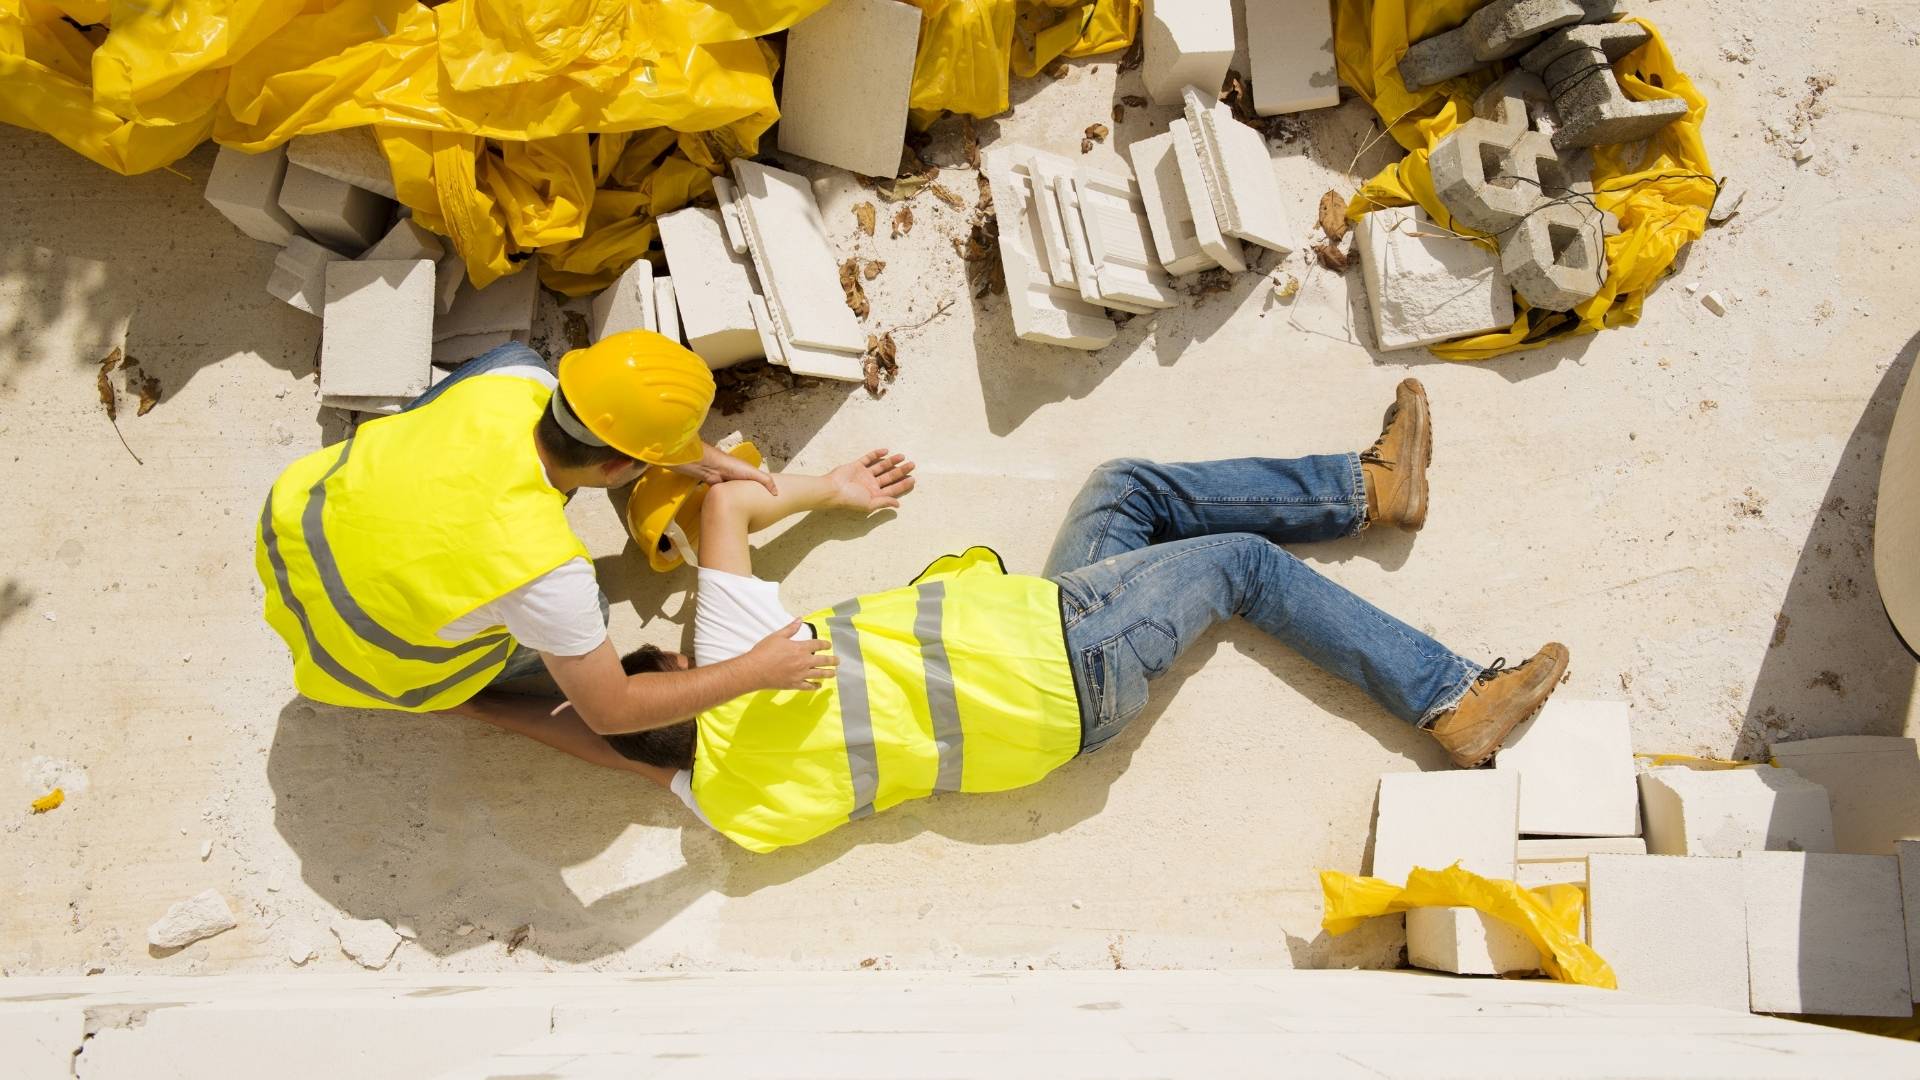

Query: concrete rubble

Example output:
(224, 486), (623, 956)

(331, 917), (403, 970)
(147, 890), (238, 950)
(777, 0), (920, 178)
(1519, 21), (1691, 149)
(1399, 0), (1620, 90)
(726, 159), (866, 381)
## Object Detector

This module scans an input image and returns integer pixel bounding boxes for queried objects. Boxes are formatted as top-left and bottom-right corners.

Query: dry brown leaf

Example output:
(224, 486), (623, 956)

(1111, 102), (1125, 124)
(1317, 190), (1350, 242)
(1313, 239), (1351, 273)
(975, 171), (993, 212)
(1084, 123), (1109, 145)
(562, 310), (591, 351)
(96, 347), (120, 421)
(928, 182), (966, 210)
(1118, 37), (1143, 74)
(1045, 61), (1069, 79)
(862, 331), (898, 398)
(863, 260), (886, 280)
(505, 924), (530, 954)
(1080, 138), (1093, 154)
(1121, 94), (1147, 108)
(135, 370), (162, 416)
(891, 206), (914, 238)
(838, 258), (870, 319)
(854, 202), (877, 236)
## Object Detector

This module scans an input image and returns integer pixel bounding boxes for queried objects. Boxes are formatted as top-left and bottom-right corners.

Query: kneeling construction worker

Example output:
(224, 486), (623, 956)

(254, 332), (835, 739)
(557, 380), (1572, 852)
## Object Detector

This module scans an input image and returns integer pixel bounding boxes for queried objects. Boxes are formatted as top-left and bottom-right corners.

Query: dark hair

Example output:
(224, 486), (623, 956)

(535, 399), (639, 472)
(602, 645), (697, 770)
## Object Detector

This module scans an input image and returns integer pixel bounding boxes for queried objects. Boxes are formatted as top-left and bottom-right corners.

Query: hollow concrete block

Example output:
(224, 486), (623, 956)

(205, 145), (306, 246)
(1742, 851), (1911, 1017)
(1500, 198), (1609, 311)
(1398, 0), (1620, 90)
(1520, 22), (1690, 148)
(1141, 0), (1234, 104)
(1639, 766), (1835, 857)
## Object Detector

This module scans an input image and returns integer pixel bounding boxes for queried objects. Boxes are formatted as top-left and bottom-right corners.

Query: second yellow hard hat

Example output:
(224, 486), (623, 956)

(554, 329), (715, 466)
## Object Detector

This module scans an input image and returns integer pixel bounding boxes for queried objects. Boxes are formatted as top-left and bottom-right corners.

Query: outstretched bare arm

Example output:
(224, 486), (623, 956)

(698, 450), (917, 577)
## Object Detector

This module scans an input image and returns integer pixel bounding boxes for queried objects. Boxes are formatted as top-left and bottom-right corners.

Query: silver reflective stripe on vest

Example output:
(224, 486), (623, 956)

(825, 598), (878, 821)
(915, 581), (965, 793)
(261, 496), (513, 708)
(302, 440), (510, 661)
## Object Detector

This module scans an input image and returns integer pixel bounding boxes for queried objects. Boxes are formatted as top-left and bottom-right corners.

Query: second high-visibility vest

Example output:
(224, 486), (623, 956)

(692, 547), (1083, 852)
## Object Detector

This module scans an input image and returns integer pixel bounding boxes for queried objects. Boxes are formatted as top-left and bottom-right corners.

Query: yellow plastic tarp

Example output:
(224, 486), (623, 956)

(1333, 2), (1714, 360)
(904, 0), (1137, 122)
(1320, 863), (1617, 988)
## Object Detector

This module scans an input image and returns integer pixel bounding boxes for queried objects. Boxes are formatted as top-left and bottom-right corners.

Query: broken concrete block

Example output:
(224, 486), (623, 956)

(654, 276), (681, 343)
(1127, 132), (1217, 276)
(1141, 0), (1234, 105)
(1493, 698), (1637, 837)
(1182, 86), (1293, 255)
(1743, 851), (1912, 1016)
(147, 890), (237, 950)
(1373, 770), (1521, 882)
(331, 917), (403, 970)
(1639, 766), (1835, 857)
(267, 235), (347, 316)
(320, 260), (434, 401)
(277, 163), (393, 254)
(1474, 70), (1558, 133)
(658, 206), (762, 367)
(1769, 736), (1920, 854)
(1500, 199), (1609, 311)
(205, 145), (306, 246)
(981, 146), (1116, 350)
(285, 127), (398, 199)
(730, 159), (866, 352)
(1167, 118), (1246, 274)
(1073, 168), (1180, 310)
(360, 219), (445, 263)
(713, 176), (749, 255)
(435, 269), (538, 342)
(1898, 841), (1920, 1002)
(1053, 174), (1154, 315)
(1515, 836), (1646, 889)
(777, 0), (920, 177)
(1355, 205), (1514, 352)
(1398, 0), (1619, 90)
(1244, 0), (1340, 116)
(1520, 22), (1690, 149)
(432, 331), (517, 369)
(589, 258), (656, 341)
(1587, 854), (1749, 1012)
(1406, 906), (1540, 975)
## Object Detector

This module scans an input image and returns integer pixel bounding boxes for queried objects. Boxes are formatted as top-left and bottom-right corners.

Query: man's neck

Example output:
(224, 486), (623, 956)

(533, 437), (588, 495)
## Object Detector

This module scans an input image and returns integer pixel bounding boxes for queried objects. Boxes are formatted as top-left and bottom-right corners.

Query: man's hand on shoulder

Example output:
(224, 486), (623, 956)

(829, 449), (916, 514)
(742, 620), (837, 691)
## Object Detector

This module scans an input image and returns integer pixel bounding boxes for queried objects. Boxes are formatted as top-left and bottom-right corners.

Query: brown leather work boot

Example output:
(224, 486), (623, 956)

(1428, 643), (1571, 768)
(1361, 378), (1431, 530)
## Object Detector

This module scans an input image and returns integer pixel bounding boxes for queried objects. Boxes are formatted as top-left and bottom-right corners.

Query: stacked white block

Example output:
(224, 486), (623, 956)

(1587, 854), (1750, 1012)
(1128, 132), (1218, 276)
(1356, 205), (1516, 352)
(1140, 0), (1233, 105)
(319, 260), (435, 409)
(1072, 168), (1181, 310)
(727, 159), (866, 381)
(1769, 736), (1920, 854)
(982, 146), (1116, 351)
(658, 206), (763, 367)
(1168, 118), (1246, 272)
(777, 0), (920, 178)
(1639, 766), (1835, 857)
(1493, 698), (1638, 836)
(1742, 851), (1911, 1016)
(1182, 86), (1293, 255)
(205, 145), (307, 247)
(1373, 770), (1537, 976)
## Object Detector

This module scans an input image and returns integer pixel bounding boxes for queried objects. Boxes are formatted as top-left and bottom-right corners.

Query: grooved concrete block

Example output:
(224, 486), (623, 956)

(1141, 0), (1234, 104)
(730, 158), (865, 353)
(1182, 86), (1293, 254)
(713, 175), (749, 255)
(747, 293), (788, 367)
(277, 163), (393, 254)
(1899, 841), (1920, 1002)
(320, 260), (434, 400)
(1355, 205), (1514, 352)
(776, 0), (920, 177)
(1127, 132), (1217, 276)
(435, 269), (538, 342)
(981, 146), (1116, 350)
(1520, 22), (1690, 149)
(1742, 851), (1911, 1016)
(657, 206), (763, 367)
(1073, 168), (1179, 309)
(654, 275), (681, 343)
(1406, 907), (1539, 975)
(1373, 771), (1520, 882)
(205, 145), (306, 246)
(589, 258), (656, 341)
(360, 218), (444, 263)
(267, 235), (347, 315)
(1587, 854), (1750, 1012)
(1500, 198), (1609, 311)
(1168, 118), (1245, 273)
(1769, 736), (1920, 854)
(1245, 0), (1340, 116)
(1493, 698), (1638, 836)
(1054, 174), (1153, 315)
(286, 127), (398, 199)
(1639, 766), (1835, 857)
(1022, 149), (1086, 288)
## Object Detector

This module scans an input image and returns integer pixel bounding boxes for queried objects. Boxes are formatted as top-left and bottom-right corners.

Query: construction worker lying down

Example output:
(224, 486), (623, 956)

(534, 380), (1569, 852)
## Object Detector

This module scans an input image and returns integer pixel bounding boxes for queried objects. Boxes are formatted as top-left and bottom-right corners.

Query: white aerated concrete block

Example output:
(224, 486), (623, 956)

(1022, 149), (1085, 288)
(777, 0), (920, 177)
(1356, 205), (1515, 351)
(278, 163), (393, 254)
(981, 146), (1116, 351)
(589, 258), (656, 341)
(320, 260), (434, 400)
(1899, 841), (1920, 1002)
(267, 235), (346, 316)
(1493, 698), (1638, 837)
(1375, 771), (1534, 977)
(1742, 851), (1911, 1016)
(1141, 0), (1234, 105)
(436, 270), (538, 342)
(286, 127), (398, 199)
(1128, 132), (1217, 276)
(1245, 0), (1341, 116)
(659, 206), (763, 367)
(730, 159), (866, 353)
(360, 219), (444, 263)
(654, 276), (681, 343)
(1182, 86), (1293, 255)
(1639, 766), (1835, 857)
(205, 145), (306, 246)
(1515, 837), (1648, 889)
(713, 176), (749, 255)
(1770, 736), (1920, 854)
(1168, 118), (1246, 273)
(1074, 168), (1180, 309)
(1406, 907), (1541, 975)
(1054, 175), (1153, 315)
(1587, 854), (1749, 1013)
(436, 252), (467, 313)
(432, 331), (517, 369)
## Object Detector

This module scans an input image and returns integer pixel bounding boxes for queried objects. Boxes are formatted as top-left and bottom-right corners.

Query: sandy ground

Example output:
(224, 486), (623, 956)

(4, 2), (1920, 977)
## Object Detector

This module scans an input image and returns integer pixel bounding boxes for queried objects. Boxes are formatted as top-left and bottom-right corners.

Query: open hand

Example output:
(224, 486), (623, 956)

(829, 449), (917, 513)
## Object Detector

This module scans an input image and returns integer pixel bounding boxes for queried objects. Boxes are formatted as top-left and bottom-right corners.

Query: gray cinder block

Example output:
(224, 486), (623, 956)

(1520, 22), (1690, 149)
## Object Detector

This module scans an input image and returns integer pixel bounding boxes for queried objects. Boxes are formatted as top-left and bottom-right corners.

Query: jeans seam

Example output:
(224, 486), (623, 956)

(1068, 535), (1259, 618)
(1344, 452), (1368, 538)
(1086, 475), (1140, 569)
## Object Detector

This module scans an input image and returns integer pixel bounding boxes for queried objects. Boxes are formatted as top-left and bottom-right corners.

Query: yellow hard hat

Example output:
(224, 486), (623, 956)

(553, 330), (715, 466)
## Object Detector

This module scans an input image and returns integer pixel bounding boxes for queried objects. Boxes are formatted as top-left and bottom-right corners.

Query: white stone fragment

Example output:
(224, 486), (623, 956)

(360, 219), (445, 263)
(1355, 205), (1515, 351)
(320, 260), (435, 400)
(730, 158), (866, 352)
(199, 839), (213, 861)
(1742, 851), (1911, 1016)
(331, 917), (403, 970)
(1900, 841), (1920, 1002)
(1701, 290), (1727, 316)
(454, 922), (477, 937)
(288, 940), (316, 965)
(658, 206), (763, 368)
(1639, 766), (1835, 857)
(435, 269), (538, 342)
(1589, 855), (1749, 1012)
(1245, 0), (1341, 116)
(147, 890), (238, 950)
(1769, 736), (1920, 854)
(713, 176), (749, 255)
(981, 146), (1116, 350)
(286, 127), (398, 199)
(777, 0), (921, 177)
(654, 276), (682, 343)
(1182, 86), (1293, 255)
(267, 235), (347, 316)
(1493, 698), (1638, 837)
(1054, 175), (1154, 315)
(1073, 167), (1180, 309)
(1168, 118), (1246, 273)
(1128, 132), (1217, 277)
(205, 145), (306, 246)
(266, 870), (285, 892)
(1141, 0), (1234, 105)
(589, 258), (657, 341)
(277, 163), (392, 254)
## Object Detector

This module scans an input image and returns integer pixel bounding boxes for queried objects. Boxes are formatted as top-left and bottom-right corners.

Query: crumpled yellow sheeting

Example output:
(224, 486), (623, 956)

(1320, 864), (1617, 988)
(1333, 2), (1714, 361)
(905, 0), (1136, 123)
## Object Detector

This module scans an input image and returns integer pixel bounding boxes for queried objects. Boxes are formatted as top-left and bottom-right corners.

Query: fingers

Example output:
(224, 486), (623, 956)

(859, 448), (889, 468)
(882, 475), (917, 499)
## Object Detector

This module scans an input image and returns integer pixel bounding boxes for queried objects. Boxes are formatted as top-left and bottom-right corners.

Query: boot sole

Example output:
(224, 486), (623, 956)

(1403, 382), (1430, 530)
(1448, 645), (1570, 768)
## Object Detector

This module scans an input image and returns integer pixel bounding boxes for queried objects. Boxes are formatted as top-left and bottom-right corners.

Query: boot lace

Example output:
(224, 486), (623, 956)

(1468, 657), (1509, 695)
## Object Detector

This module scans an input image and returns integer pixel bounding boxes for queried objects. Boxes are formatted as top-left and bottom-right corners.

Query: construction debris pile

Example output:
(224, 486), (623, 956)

(1361, 701), (1920, 1019)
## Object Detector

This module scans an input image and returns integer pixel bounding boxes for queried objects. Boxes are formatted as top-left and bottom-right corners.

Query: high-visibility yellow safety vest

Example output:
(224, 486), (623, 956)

(693, 547), (1083, 852)
(255, 373), (591, 712)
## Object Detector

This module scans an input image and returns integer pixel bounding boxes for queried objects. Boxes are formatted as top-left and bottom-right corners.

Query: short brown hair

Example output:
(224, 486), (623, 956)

(601, 645), (697, 769)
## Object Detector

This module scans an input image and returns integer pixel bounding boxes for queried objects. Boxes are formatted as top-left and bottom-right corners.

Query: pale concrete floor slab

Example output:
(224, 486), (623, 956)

(2, 4), (1918, 976)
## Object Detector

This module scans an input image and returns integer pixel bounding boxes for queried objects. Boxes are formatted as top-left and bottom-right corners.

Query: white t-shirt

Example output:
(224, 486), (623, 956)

(434, 366), (608, 658)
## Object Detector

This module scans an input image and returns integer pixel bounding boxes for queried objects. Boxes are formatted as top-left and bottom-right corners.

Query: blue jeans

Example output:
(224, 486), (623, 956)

(1046, 457), (1483, 753)
(404, 341), (546, 413)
